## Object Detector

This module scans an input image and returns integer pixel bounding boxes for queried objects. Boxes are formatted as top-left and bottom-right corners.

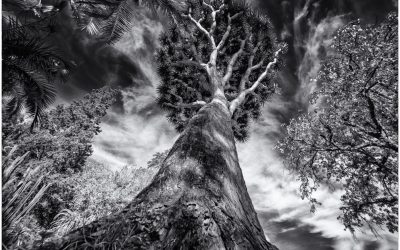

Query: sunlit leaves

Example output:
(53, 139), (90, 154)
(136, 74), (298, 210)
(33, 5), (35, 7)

(278, 13), (398, 233)
(2, 88), (117, 236)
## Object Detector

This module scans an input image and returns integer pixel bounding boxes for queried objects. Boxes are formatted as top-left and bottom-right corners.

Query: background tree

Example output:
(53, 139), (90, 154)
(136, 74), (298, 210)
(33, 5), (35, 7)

(50, 157), (161, 240)
(2, 88), (117, 248)
(278, 13), (398, 234)
(40, 1), (284, 249)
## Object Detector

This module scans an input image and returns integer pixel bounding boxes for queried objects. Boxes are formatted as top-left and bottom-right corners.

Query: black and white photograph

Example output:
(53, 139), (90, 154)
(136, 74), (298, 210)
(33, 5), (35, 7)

(2, 0), (398, 249)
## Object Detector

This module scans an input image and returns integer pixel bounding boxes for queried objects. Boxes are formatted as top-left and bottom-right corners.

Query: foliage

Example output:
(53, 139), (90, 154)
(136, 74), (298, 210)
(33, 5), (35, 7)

(2, 146), (49, 248)
(69, 0), (185, 43)
(156, 0), (284, 140)
(3, 87), (117, 173)
(146, 150), (169, 169)
(50, 154), (164, 239)
(2, 152), (163, 249)
(3, 87), (117, 231)
(2, 16), (71, 130)
(278, 13), (398, 233)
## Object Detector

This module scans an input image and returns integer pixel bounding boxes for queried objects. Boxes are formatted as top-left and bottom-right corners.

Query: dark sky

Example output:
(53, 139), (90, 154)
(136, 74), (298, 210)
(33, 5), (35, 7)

(41, 0), (398, 249)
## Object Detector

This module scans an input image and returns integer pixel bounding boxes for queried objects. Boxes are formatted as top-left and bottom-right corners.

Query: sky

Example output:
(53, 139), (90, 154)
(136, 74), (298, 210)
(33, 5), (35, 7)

(55, 0), (398, 249)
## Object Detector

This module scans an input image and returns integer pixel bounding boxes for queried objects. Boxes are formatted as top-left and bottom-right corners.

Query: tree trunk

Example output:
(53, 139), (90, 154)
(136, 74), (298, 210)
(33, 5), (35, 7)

(39, 98), (278, 250)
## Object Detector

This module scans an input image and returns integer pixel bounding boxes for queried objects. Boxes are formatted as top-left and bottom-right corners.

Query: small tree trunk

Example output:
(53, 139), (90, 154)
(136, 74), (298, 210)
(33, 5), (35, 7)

(40, 98), (277, 250)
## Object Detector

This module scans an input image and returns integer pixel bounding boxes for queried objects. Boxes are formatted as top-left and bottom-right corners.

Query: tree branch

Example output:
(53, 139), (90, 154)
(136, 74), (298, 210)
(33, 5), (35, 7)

(222, 39), (246, 86)
(247, 49), (282, 92)
(183, 8), (215, 49)
(216, 12), (242, 50)
(202, 1), (225, 35)
(229, 48), (282, 114)
(239, 41), (263, 91)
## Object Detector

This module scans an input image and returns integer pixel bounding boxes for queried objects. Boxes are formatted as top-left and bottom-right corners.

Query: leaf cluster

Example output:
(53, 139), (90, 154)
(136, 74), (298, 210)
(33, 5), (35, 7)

(71, 0), (184, 43)
(3, 16), (72, 130)
(278, 13), (398, 233)
(2, 88), (117, 239)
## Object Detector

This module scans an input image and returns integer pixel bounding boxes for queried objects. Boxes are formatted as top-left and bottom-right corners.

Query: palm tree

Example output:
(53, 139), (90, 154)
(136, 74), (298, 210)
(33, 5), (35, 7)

(2, 0), (183, 132)
(2, 16), (70, 131)
(69, 0), (185, 43)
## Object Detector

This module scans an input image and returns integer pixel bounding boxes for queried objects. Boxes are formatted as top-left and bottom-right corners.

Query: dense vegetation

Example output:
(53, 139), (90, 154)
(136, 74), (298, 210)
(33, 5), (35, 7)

(2, 0), (398, 248)
(278, 13), (398, 234)
(156, 0), (285, 140)
(2, 88), (118, 248)
(3, 119), (165, 249)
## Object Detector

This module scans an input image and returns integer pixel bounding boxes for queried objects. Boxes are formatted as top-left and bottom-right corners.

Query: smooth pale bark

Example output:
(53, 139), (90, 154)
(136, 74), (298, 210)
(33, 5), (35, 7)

(38, 97), (277, 250)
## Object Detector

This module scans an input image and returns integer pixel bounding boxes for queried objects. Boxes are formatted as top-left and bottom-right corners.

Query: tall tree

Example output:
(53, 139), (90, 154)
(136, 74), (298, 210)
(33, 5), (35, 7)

(39, 1), (284, 249)
(278, 13), (398, 234)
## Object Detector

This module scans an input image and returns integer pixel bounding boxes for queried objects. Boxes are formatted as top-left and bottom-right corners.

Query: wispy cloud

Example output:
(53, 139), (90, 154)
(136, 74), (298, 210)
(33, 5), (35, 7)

(88, 6), (398, 250)
(239, 102), (398, 249)
(90, 9), (176, 169)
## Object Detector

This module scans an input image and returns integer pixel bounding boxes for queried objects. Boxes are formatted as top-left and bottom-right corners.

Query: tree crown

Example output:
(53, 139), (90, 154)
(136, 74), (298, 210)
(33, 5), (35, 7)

(156, 0), (285, 140)
(278, 13), (398, 233)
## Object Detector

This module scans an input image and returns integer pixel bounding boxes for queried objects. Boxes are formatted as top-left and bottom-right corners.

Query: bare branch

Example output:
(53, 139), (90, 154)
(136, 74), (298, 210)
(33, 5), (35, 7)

(216, 16), (232, 50)
(229, 48), (282, 114)
(202, 1), (215, 12)
(183, 8), (215, 48)
(239, 41), (263, 91)
(202, 1), (225, 35)
(216, 12), (243, 50)
(222, 39), (247, 85)
(187, 33), (205, 65)
(247, 49), (282, 92)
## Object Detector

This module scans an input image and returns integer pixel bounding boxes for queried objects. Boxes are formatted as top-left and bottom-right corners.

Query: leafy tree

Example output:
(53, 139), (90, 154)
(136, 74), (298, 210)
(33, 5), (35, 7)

(3, 87), (117, 173)
(156, 1), (285, 140)
(3, 87), (117, 230)
(278, 13), (398, 234)
(51, 158), (161, 239)
(42, 1), (284, 249)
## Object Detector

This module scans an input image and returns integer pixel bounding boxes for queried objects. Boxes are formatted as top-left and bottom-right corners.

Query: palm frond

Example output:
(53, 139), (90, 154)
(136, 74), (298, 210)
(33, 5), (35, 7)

(4, 97), (23, 118)
(100, 0), (135, 43)
(5, 63), (57, 129)
(3, 150), (30, 183)
(51, 209), (83, 235)
(2, 148), (49, 231)
(81, 18), (100, 36)
(101, 0), (186, 43)
(139, 0), (186, 16)
(2, 17), (71, 130)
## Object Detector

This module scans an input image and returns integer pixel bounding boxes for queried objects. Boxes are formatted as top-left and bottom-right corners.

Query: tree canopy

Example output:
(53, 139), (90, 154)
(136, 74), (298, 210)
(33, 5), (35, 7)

(156, 0), (285, 140)
(2, 87), (117, 244)
(278, 13), (398, 233)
